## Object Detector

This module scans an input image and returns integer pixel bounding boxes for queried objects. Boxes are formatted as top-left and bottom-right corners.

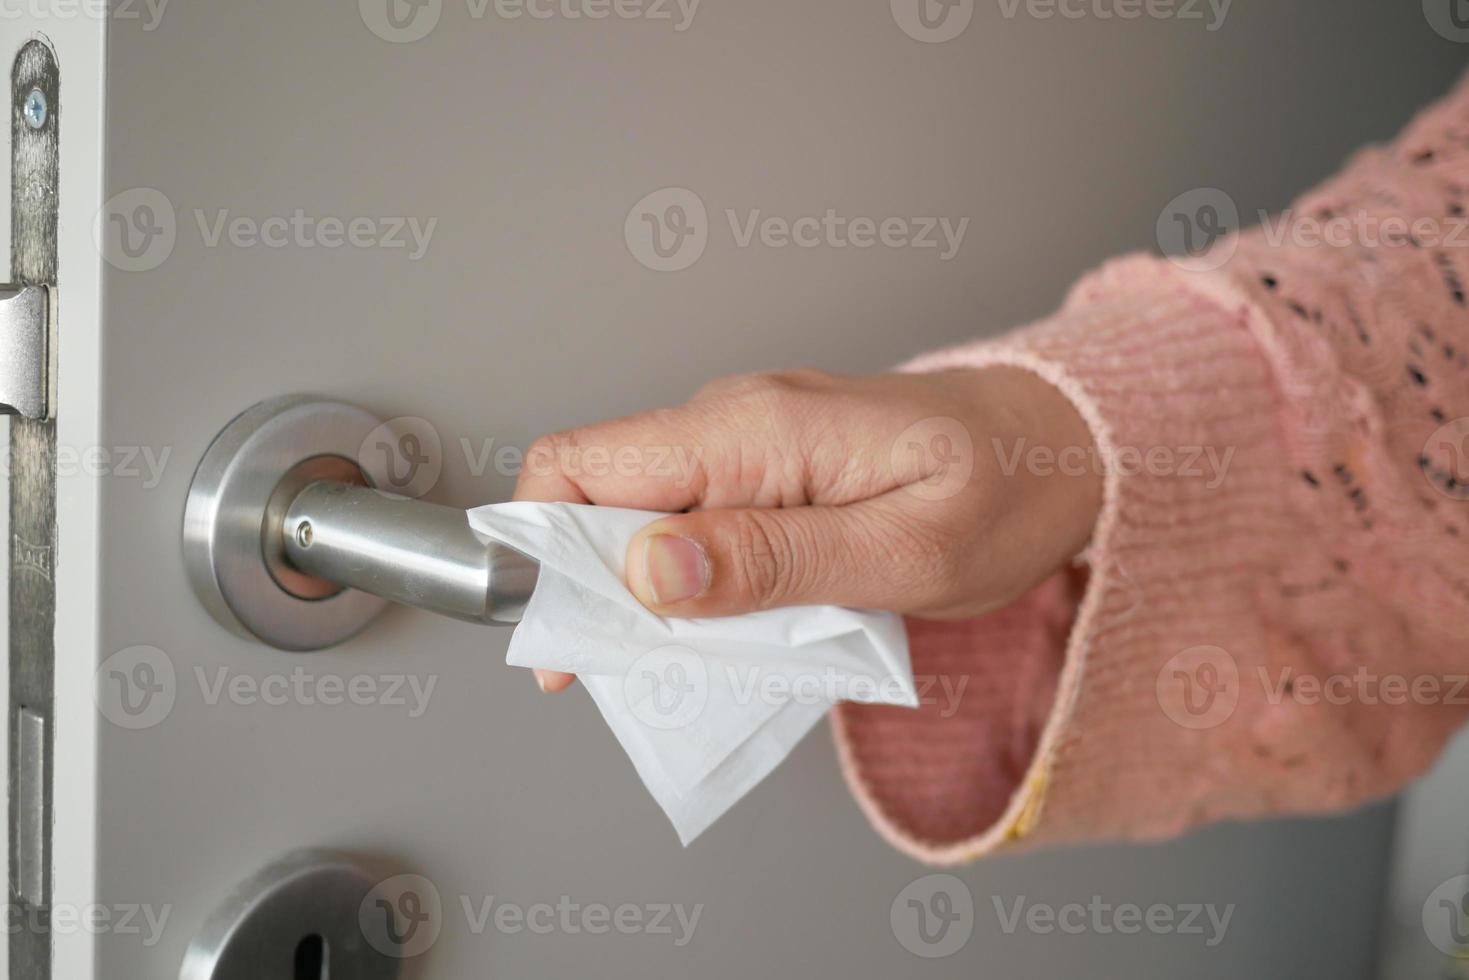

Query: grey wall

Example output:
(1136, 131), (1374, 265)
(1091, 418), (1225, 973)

(94, 1), (1462, 976)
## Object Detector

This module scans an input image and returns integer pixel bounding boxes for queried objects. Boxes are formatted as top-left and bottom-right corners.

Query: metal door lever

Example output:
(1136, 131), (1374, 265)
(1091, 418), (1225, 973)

(183, 395), (539, 651)
(281, 480), (538, 626)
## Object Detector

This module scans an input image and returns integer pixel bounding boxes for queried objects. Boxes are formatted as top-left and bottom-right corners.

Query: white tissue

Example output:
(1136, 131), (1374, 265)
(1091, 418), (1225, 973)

(466, 501), (917, 844)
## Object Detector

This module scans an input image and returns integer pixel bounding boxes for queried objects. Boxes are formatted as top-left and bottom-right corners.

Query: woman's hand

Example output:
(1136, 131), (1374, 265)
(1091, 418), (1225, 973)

(515, 366), (1102, 692)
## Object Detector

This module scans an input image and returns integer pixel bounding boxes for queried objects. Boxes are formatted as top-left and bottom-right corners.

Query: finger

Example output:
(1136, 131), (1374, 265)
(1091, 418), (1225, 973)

(512, 411), (716, 694)
(512, 408), (714, 512)
(511, 370), (918, 514)
(623, 495), (961, 618)
(532, 668), (577, 693)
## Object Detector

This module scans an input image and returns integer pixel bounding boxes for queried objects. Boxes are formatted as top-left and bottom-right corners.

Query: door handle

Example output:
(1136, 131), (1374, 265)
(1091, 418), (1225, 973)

(281, 479), (538, 626)
(183, 395), (539, 651)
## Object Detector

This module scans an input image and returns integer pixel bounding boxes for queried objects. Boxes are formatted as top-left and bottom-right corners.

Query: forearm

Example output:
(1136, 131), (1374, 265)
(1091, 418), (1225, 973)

(836, 75), (1469, 863)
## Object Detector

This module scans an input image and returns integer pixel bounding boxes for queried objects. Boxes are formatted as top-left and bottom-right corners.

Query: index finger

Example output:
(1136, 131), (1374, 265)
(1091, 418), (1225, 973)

(512, 406), (715, 511)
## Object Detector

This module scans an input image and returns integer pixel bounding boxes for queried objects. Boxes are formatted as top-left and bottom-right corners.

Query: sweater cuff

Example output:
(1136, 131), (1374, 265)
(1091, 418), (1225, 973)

(833, 255), (1296, 863)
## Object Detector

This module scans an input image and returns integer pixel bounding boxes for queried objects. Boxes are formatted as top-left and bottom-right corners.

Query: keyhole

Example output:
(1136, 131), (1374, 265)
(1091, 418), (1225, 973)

(293, 933), (328, 979)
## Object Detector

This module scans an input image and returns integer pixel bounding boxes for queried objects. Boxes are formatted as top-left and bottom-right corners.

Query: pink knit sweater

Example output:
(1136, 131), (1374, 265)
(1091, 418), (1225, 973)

(833, 77), (1469, 864)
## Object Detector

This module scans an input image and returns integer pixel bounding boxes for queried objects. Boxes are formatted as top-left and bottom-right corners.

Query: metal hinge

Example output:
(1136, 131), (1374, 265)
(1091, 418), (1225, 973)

(0, 283), (50, 420)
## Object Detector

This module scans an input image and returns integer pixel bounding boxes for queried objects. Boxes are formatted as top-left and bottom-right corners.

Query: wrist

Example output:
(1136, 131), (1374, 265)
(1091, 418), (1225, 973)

(967, 364), (1105, 559)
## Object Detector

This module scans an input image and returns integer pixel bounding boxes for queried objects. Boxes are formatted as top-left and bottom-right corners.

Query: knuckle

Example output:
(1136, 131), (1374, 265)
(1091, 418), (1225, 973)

(522, 434), (558, 479)
(691, 373), (748, 401)
(732, 376), (821, 442)
(765, 368), (836, 390)
(523, 430), (577, 480)
(707, 371), (827, 409)
(732, 372), (790, 401)
(692, 371), (770, 402)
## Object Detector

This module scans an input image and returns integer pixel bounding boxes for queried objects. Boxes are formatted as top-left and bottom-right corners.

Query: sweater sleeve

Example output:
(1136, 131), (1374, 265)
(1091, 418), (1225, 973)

(832, 76), (1469, 864)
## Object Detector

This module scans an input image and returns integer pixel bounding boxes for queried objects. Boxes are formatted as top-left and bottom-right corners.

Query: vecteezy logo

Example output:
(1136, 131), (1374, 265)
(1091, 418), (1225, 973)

(1423, 874), (1469, 956)
(1422, 417), (1469, 500)
(1156, 645), (1239, 730)
(624, 188), (708, 272)
(360, 0), (442, 42)
(623, 645), (709, 730)
(890, 874), (974, 958)
(891, 416), (975, 501)
(890, 0), (973, 43)
(1424, 0), (1469, 42)
(359, 416), (443, 500)
(94, 188), (177, 272)
(1156, 187), (1240, 272)
(95, 645), (177, 730)
(361, 873), (443, 959)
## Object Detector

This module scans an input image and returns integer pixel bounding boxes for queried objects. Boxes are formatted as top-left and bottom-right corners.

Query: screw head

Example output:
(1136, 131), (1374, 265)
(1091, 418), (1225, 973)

(22, 88), (45, 130)
(294, 521), (313, 548)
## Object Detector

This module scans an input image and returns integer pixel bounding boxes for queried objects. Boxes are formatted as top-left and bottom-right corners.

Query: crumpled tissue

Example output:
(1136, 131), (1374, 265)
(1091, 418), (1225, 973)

(466, 501), (916, 844)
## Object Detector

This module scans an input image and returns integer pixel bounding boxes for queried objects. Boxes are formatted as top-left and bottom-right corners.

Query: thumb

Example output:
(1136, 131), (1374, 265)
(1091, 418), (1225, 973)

(624, 500), (938, 617)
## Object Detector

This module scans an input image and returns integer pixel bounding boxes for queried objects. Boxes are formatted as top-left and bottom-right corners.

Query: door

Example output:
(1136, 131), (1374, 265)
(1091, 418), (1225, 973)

(4, 1), (1462, 976)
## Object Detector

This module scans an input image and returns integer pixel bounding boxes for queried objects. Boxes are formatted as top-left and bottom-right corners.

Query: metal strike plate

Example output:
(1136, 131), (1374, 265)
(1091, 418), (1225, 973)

(9, 38), (60, 980)
(0, 283), (50, 420)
